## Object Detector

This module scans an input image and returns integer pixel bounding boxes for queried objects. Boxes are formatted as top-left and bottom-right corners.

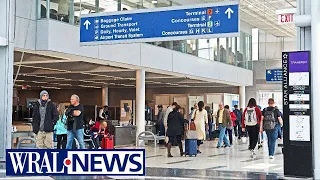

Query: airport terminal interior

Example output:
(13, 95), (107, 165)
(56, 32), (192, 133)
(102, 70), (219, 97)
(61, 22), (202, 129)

(0, 0), (319, 179)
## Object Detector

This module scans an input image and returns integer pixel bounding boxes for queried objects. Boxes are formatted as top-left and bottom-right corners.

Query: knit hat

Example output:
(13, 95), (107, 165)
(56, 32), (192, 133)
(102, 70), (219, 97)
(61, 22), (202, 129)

(40, 90), (49, 99)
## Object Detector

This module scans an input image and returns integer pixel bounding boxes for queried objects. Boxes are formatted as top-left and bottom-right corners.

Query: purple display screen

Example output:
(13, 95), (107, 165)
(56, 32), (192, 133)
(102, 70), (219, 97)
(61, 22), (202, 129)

(288, 51), (309, 72)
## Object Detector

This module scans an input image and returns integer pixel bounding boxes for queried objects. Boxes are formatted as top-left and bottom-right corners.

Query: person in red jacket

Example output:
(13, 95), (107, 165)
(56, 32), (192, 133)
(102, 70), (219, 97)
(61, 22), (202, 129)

(224, 105), (236, 145)
(91, 121), (108, 149)
(242, 98), (262, 158)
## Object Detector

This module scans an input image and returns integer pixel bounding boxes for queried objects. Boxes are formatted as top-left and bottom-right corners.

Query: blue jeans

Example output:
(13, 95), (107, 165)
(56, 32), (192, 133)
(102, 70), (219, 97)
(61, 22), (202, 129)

(277, 125), (282, 138)
(208, 121), (213, 139)
(265, 125), (279, 156)
(66, 128), (85, 149)
(217, 124), (230, 147)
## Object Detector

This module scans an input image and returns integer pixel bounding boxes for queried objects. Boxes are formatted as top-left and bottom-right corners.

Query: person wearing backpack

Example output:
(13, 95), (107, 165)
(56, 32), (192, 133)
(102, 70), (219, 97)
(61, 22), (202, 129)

(242, 98), (262, 158)
(260, 98), (283, 159)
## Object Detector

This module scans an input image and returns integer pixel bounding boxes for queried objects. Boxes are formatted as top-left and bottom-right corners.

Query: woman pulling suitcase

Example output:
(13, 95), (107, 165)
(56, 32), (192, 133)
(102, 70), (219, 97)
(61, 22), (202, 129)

(166, 105), (188, 157)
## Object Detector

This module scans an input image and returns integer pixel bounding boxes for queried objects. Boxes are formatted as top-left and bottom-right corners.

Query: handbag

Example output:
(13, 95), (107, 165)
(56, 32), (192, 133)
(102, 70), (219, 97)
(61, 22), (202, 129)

(190, 110), (197, 131)
(186, 119), (198, 139)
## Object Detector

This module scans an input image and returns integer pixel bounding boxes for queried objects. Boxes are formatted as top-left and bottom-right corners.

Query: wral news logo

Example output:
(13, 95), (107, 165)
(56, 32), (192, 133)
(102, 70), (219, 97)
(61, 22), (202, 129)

(6, 149), (145, 176)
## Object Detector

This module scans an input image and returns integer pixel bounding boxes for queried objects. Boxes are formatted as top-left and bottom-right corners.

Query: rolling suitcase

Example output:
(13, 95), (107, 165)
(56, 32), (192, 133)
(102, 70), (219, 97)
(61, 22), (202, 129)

(101, 135), (114, 149)
(185, 139), (197, 157)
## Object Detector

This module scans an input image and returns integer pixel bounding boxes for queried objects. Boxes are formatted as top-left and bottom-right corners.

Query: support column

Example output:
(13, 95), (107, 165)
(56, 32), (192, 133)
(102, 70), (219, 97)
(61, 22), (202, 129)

(102, 86), (109, 106)
(0, 0), (14, 161)
(311, 0), (320, 178)
(239, 86), (246, 110)
(136, 69), (145, 146)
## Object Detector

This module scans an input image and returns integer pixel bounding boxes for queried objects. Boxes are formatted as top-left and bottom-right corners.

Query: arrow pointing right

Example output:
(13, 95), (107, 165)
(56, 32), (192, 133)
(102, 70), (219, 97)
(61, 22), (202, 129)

(225, 8), (234, 19)
(84, 20), (91, 30)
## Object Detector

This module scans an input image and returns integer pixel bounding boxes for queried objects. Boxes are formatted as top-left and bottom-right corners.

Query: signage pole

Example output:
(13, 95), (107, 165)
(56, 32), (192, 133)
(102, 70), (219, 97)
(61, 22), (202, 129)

(311, 0), (320, 178)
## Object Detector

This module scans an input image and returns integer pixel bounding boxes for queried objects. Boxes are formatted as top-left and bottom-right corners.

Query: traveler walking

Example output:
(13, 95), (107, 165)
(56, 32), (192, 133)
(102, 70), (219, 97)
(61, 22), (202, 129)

(189, 103), (198, 121)
(157, 105), (166, 145)
(275, 106), (283, 139)
(166, 105), (187, 157)
(164, 102), (178, 143)
(233, 105), (242, 139)
(191, 101), (208, 153)
(54, 103), (68, 149)
(261, 98), (283, 159)
(32, 90), (58, 149)
(216, 103), (232, 148)
(242, 98), (262, 158)
(205, 106), (213, 140)
(157, 105), (165, 135)
(65, 94), (85, 149)
(225, 105), (236, 145)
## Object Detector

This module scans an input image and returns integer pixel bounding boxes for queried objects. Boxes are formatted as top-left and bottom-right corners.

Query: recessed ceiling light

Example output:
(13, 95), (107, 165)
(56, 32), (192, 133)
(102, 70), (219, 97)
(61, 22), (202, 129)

(152, 0), (158, 4)
(248, 4), (253, 8)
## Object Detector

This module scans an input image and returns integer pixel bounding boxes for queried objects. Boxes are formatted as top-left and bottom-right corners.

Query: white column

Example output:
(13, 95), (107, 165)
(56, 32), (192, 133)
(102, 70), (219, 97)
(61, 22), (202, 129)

(311, 0), (320, 178)
(239, 86), (246, 109)
(0, 0), (14, 160)
(102, 86), (109, 106)
(136, 69), (145, 146)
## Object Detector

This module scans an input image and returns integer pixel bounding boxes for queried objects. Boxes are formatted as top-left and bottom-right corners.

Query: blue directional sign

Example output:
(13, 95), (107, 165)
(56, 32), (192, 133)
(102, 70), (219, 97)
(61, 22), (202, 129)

(266, 69), (283, 82)
(80, 2), (239, 45)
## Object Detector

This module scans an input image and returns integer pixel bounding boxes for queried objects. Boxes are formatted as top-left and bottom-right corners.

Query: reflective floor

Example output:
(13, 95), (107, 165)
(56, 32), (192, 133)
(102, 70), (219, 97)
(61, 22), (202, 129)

(55, 137), (290, 180)
(1, 137), (312, 179)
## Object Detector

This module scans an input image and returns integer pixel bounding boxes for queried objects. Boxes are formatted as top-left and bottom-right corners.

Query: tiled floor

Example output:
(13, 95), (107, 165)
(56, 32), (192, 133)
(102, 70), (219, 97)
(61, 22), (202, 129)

(1, 137), (312, 179)
(55, 137), (288, 180)
(144, 137), (284, 174)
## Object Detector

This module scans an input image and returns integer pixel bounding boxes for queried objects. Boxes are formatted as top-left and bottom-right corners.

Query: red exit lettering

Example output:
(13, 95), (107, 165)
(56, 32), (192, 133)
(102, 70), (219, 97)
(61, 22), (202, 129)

(280, 14), (294, 23)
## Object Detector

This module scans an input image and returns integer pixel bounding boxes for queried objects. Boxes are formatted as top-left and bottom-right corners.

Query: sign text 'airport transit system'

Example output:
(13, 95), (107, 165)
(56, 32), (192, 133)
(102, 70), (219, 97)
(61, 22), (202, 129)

(80, 1), (239, 45)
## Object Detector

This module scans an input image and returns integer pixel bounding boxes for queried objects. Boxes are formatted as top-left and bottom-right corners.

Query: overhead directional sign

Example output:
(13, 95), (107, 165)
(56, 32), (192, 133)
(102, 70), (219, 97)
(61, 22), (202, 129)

(266, 69), (283, 82)
(80, 1), (239, 45)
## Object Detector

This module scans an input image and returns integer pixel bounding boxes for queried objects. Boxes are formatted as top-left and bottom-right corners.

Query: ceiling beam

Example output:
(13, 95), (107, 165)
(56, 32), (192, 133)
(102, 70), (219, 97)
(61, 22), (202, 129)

(14, 60), (79, 65)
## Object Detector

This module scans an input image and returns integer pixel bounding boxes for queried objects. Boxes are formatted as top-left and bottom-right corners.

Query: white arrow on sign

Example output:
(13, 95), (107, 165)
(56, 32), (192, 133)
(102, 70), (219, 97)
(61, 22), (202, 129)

(84, 20), (91, 30)
(225, 8), (234, 19)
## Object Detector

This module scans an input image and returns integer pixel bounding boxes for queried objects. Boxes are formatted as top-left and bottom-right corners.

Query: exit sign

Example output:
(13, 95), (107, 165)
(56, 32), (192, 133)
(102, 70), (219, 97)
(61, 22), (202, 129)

(276, 8), (296, 24)
(278, 14), (294, 24)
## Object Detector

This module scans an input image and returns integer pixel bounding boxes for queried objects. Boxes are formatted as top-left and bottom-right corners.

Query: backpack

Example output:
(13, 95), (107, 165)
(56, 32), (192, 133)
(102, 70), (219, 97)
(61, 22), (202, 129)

(244, 107), (258, 126)
(263, 108), (277, 130)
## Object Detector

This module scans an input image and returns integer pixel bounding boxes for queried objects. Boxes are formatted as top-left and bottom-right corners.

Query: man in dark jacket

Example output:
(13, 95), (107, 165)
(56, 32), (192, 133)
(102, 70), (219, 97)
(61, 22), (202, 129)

(32, 90), (58, 149)
(65, 94), (85, 149)
(233, 105), (243, 139)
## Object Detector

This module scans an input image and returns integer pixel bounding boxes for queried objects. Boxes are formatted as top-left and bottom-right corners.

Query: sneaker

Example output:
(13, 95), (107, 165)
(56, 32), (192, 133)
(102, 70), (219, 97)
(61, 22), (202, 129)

(167, 154), (173, 158)
(216, 146), (221, 149)
(250, 150), (256, 158)
(197, 150), (202, 154)
(224, 145), (230, 148)
(269, 156), (274, 159)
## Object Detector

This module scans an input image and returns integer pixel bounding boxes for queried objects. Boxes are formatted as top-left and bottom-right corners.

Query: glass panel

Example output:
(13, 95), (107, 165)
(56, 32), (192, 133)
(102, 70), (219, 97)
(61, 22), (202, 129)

(39, 0), (47, 19)
(252, 28), (259, 61)
(122, 0), (172, 10)
(198, 39), (210, 60)
(209, 38), (218, 61)
(49, 0), (71, 23)
(226, 37), (236, 65)
(186, 40), (197, 56)
(173, 40), (186, 53)
(237, 32), (246, 68)
(219, 38), (227, 63)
